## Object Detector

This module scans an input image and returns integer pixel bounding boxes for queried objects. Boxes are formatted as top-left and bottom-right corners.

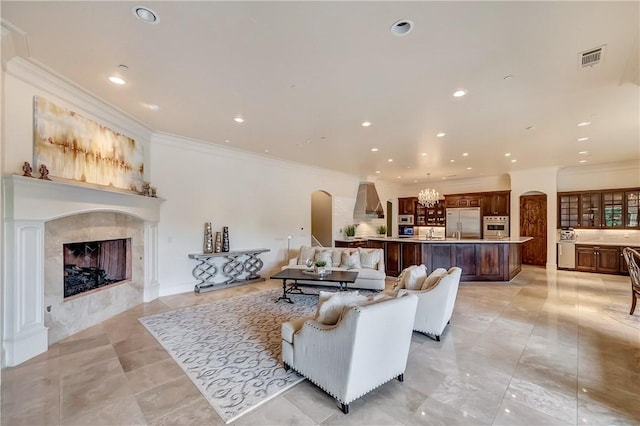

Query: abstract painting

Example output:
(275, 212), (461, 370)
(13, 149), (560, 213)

(33, 97), (144, 192)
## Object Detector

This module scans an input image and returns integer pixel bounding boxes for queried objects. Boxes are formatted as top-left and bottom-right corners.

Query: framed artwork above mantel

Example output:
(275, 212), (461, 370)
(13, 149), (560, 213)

(33, 96), (144, 193)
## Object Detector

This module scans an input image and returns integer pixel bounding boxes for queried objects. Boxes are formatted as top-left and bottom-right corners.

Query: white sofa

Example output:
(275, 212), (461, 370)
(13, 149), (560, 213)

(281, 292), (418, 414)
(397, 266), (462, 341)
(285, 246), (385, 291)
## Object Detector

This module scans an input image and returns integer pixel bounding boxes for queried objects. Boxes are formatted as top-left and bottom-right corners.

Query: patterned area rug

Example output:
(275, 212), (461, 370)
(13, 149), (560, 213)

(139, 288), (317, 423)
(604, 303), (640, 330)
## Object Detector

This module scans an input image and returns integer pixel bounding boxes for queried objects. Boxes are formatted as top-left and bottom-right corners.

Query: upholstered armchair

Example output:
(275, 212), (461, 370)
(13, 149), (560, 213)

(398, 267), (462, 341)
(281, 293), (418, 414)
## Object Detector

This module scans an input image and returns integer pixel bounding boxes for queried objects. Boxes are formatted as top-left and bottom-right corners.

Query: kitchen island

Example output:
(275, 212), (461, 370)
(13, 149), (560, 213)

(339, 237), (532, 282)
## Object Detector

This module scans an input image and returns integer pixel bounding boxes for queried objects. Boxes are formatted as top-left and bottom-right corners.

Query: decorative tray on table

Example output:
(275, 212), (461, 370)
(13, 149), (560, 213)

(302, 269), (332, 276)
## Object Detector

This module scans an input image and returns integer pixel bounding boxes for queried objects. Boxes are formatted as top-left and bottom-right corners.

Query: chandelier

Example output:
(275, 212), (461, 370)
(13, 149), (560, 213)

(418, 173), (440, 207)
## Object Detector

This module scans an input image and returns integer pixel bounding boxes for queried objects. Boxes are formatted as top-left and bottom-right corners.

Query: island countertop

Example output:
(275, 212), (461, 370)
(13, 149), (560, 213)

(366, 236), (533, 244)
(336, 237), (530, 282)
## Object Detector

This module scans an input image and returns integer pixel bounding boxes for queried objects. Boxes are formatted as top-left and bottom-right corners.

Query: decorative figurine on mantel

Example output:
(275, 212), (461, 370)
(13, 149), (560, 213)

(22, 161), (33, 177)
(222, 227), (230, 252)
(38, 164), (51, 180)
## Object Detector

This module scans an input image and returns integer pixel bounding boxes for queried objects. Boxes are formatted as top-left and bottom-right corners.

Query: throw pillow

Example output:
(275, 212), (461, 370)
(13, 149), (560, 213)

(314, 249), (334, 267)
(340, 250), (362, 269)
(421, 268), (448, 291)
(331, 250), (342, 267)
(298, 246), (316, 266)
(358, 248), (381, 269)
(404, 265), (428, 290)
(315, 291), (368, 325)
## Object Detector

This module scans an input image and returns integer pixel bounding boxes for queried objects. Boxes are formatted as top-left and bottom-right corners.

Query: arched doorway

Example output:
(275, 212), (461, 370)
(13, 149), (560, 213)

(311, 190), (332, 247)
(520, 192), (547, 266)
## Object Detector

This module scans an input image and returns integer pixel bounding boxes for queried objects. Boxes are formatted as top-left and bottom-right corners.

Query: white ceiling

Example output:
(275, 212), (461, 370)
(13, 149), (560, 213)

(2, 1), (639, 184)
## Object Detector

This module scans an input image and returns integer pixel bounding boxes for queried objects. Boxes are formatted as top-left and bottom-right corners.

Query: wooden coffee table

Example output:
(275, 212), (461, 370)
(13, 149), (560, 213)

(270, 269), (359, 303)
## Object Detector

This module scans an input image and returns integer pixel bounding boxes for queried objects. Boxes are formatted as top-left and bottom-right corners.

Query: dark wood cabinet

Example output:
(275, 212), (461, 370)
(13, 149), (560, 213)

(445, 195), (482, 208)
(398, 197), (417, 215)
(428, 244), (454, 270)
(576, 245), (620, 274)
(558, 187), (640, 229)
(401, 242), (422, 271)
(453, 244), (477, 278)
(366, 240), (385, 250)
(385, 241), (401, 277)
(482, 191), (510, 216)
(335, 240), (368, 248)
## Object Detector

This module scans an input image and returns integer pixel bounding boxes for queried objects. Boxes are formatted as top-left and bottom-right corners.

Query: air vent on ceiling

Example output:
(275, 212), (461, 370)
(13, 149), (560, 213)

(579, 45), (606, 68)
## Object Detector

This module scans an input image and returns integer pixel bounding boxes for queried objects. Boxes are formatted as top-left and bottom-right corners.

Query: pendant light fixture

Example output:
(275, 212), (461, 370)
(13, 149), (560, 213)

(418, 173), (440, 208)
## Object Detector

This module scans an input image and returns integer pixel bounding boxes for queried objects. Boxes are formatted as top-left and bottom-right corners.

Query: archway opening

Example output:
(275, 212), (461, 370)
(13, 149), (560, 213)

(311, 190), (332, 247)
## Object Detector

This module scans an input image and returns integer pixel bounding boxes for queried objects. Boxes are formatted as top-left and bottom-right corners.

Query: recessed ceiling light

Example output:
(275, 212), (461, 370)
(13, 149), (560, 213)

(413, 180), (418, 183)
(466, 167), (472, 170)
(225, 139), (230, 143)
(234, 116), (244, 123)
(577, 137), (589, 141)
(579, 159), (588, 163)
(371, 148), (378, 152)
(436, 132), (446, 137)
(387, 158), (393, 162)
(526, 125), (536, 131)
(108, 76), (126, 85)
(462, 152), (469, 157)
(396, 176), (402, 179)
(450, 159), (455, 163)
(390, 19), (414, 36)
(421, 153), (427, 156)
(142, 103), (159, 110)
(511, 159), (517, 163)
(505, 153), (511, 157)
(579, 150), (590, 155)
(264, 149), (269, 153)
(453, 89), (467, 97)
(133, 6), (159, 24)
(577, 121), (591, 127)
(362, 121), (371, 127)
(375, 170), (381, 174)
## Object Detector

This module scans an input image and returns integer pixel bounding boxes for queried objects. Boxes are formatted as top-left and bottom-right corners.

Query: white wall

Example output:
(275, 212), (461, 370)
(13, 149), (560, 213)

(558, 160), (640, 191)
(149, 133), (363, 295)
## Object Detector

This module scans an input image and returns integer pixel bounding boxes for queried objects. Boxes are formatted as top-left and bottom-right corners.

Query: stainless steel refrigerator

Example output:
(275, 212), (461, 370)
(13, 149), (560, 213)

(445, 207), (482, 239)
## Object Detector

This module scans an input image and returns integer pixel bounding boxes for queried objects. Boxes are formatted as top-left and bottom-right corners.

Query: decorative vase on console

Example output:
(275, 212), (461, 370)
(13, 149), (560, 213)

(222, 226), (230, 252)
(214, 232), (222, 253)
(203, 222), (214, 253)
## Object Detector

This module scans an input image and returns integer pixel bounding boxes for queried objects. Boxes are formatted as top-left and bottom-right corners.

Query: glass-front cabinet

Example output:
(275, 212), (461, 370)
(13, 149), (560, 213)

(559, 194), (579, 227)
(580, 193), (601, 228)
(558, 187), (640, 229)
(602, 191), (624, 228)
(626, 190), (640, 228)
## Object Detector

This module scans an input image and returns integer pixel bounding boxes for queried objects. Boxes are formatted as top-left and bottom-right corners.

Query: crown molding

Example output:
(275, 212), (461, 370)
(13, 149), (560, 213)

(557, 159), (640, 176)
(4, 57), (152, 141)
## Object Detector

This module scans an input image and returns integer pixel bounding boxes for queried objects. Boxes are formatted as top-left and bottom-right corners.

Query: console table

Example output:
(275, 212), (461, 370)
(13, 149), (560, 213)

(189, 248), (270, 293)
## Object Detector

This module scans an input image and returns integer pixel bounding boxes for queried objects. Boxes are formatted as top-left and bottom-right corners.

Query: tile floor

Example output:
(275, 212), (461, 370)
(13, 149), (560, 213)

(2, 266), (639, 425)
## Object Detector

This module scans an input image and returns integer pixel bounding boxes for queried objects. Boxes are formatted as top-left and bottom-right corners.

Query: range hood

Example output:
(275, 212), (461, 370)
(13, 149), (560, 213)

(353, 182), (384, 220)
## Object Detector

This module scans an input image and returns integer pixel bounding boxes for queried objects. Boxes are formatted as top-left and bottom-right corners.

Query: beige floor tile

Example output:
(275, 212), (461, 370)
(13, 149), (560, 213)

(2, 266), (639, 426)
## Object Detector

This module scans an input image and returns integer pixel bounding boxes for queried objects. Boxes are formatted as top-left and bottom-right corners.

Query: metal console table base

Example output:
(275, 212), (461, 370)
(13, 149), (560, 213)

(189, 248), (270, 294)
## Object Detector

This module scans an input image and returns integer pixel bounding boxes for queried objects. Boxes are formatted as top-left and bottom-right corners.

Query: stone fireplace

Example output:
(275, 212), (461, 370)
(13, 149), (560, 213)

(3, 175), (162, 366)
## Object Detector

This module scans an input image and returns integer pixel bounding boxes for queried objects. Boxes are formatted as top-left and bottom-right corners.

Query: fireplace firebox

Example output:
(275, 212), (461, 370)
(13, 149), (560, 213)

(63, 238), (132, 298)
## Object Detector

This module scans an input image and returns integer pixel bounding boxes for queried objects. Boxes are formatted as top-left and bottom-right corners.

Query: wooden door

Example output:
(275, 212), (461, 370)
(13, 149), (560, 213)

(520, 195), (547, 266)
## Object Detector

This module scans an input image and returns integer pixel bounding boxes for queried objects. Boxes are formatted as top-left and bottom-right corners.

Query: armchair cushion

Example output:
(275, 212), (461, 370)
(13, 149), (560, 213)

(421, 268), (448, 291)
(315, 291), (368, 325)
(397, 264), (428, 290)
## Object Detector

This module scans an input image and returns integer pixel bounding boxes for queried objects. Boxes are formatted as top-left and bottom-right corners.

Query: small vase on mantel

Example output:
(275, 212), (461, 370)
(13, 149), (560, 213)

(203, 222), (214, 253)
(214, 232), (222, 253)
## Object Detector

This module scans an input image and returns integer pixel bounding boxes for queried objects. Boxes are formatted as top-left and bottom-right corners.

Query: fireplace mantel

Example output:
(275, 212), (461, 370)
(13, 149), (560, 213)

(4, 175), (163, 222)
(2, 175), (163, 366)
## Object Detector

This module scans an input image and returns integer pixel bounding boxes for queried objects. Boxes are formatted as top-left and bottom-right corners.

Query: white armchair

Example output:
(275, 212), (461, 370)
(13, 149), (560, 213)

(281, 293), (418, 414)
(398, 267), (462, 341)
